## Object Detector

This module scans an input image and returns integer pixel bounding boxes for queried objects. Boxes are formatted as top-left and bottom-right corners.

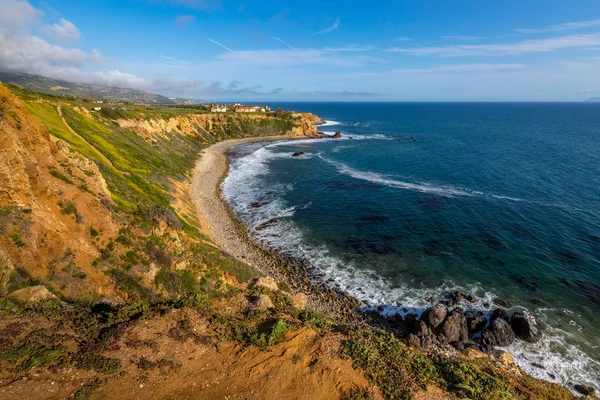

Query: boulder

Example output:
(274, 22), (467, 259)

(290, 293), (308, 310)
(450, 290), (478, 304)
(491, 308), (510, 322)
(493, 298), (510, 308)
(481, 318), (515, 347)
(412, 320), (430, 337)
(9, 285), (57, 303)
(251, 277), (279, 292)
(332, 131), (342, 138)
(292, 152), (305, 157)
(573, 385), (595, 396)
(465, 311), (487, 333)
(439, 310), (468, 343)
(253, 294), (274, 310)
(407, 333), (421, 348)
(421, 304), (447, 329)
(510, 311), (542, 343)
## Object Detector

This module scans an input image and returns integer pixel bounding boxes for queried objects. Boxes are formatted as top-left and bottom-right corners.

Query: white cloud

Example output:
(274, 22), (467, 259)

(160, 54), (192, 64)
(213, 48), (382, 68)
(0, 0), (42, 32)
(272, 36), (294, 50)
(387, 34), (600, 56)
(313, 17), (340, 35)
(517, 19), (600, 34)
(323, 46), (375, 52)
(43, 18), (81, 43)
(205, 37), (233, 52)
(0, 30), (103, 72)
(146, 0), (222, 11)
(442, 35), (485, 41)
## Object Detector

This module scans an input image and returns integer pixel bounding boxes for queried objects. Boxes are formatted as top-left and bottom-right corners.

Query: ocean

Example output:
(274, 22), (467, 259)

(222, 102), (600, 390)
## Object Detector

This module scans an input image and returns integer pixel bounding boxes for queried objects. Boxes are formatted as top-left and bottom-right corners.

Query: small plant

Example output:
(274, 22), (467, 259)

(9, 233), (26, 248)
(49, 168), (74, 185)
(58, 200), (83, 223)
(89, 227), (99, 237)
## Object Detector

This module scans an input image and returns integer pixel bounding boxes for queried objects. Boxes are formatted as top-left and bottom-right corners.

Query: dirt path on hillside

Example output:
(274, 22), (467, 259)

(57, 103), (117, 170)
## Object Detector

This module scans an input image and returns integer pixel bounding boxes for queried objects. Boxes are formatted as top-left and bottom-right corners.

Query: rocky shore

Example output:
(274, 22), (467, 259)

(190, 135), (595, 397)
(191, 135), (361, 322)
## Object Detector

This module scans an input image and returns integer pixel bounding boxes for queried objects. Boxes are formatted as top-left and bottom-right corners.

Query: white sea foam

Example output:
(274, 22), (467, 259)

(222, 142), (600, 393)
(320, 156), (589, 213)
(320, 119), (341, 126)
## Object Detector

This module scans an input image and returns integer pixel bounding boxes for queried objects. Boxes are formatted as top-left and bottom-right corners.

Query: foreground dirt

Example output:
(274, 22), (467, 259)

(0, 300), (379, 400)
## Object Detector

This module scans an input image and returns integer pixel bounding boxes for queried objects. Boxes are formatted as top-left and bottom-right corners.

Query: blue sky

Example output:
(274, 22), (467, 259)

(2, 0), (600, 100)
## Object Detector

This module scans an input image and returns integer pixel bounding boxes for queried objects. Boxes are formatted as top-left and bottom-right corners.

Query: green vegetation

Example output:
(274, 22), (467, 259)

(58, 199), (83, 223)
(49, 168), (74, 184)
(340, 325), (574, 400)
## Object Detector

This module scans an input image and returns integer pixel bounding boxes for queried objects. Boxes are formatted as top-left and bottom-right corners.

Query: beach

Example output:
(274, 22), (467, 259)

(190, 135), (360, 319)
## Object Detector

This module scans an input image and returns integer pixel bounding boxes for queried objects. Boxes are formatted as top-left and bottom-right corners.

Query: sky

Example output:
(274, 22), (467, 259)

(2, 0), (600, 101)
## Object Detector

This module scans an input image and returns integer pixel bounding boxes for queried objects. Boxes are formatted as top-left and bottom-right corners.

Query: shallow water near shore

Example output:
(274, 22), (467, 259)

(222, 102), (600, 390)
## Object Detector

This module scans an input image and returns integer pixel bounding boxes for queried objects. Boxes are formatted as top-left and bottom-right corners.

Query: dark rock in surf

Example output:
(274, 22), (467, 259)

(510, 311), (542, 343)
(450, 290), (478, 304)
(333, 131), (342, 138)
(481, 318), (515, 347)
(491, 308), (510, 322)
(493, 298), (510, 308)
(573, 385), (595, 396)
(421, 304), (447, 329)
(292, 151), (305, 157)
(465, 310), (487, 333)
(249, 202), (266, 208)
(438, 309), (469, 344)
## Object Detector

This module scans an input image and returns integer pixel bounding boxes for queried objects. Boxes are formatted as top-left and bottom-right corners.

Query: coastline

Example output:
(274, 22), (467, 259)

(190, 134), (360, 319)
(190, 133), (599, 395)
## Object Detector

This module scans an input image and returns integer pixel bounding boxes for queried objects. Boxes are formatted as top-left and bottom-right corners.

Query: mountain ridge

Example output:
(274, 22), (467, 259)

(0, 71), (203, 105)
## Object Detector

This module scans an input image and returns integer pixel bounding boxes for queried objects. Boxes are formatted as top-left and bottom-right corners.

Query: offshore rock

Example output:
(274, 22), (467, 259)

(510, 311), (542, 343)
(292, 152), (305, 157)
(333, 131), (342, 138)
(481, 318), (515, 347)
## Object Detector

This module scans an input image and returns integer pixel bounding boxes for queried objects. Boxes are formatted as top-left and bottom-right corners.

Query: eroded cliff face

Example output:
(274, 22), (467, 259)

(116, 111), (321, 141)
(0, 84), (118, 298)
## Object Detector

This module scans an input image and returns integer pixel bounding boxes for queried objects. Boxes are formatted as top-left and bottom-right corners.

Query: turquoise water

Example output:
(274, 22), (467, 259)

(223, 103), (600, 390)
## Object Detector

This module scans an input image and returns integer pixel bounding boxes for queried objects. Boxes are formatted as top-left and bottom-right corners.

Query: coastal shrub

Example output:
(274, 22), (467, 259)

(340, 327), (440, 399)
(298, 309), (331, 332)
(0, 341), (65, 372)
(49, 168), (74, 185)
(58, 200), (83, 223)
(154, 268), (199, 297)
(99, 107), (126, 120)
(109, 269), (154, 301)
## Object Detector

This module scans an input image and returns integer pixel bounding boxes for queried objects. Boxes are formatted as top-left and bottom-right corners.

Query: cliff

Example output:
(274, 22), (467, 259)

(115, 111), (320, 141)
(0, 83), (584, 400)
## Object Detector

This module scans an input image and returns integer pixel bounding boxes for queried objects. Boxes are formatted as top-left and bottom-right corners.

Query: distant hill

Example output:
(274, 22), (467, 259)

(0, 71), (204, 105)
(585, 97), (600, 102)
